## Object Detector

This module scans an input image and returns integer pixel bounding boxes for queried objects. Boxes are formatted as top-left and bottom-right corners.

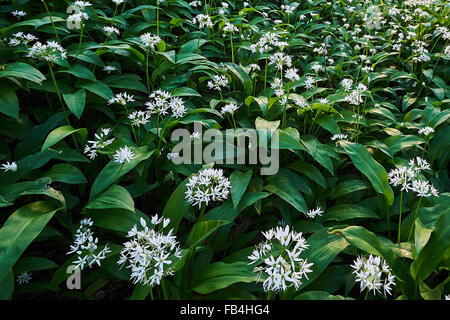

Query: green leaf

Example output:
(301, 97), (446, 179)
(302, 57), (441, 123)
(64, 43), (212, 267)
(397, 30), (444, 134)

(341, 142), (394, 205)
(0, 201), (59, 283)
(63, 89), (86, 120)
(411, 211), (450, 281)
(324, 204), (379, 222)
(224, 63), (253, 96)
(384, 135), (425, 155)
(264, 175), (307, 213)
(90, 146), (154, 199)
(41, 164), (87, 184)
(299, 229), (349, 290)
(58, 65), (96, 81)
(77, 80), (113, 100)
(86, 185), (134, 212)
(414, 218), (433, 258)
(171, 87), (201, 97)
(41, 126), (87, 152)
(301, 136), (334, 175)
(162, 177), (191, 234)
(13, 257), (58, 274)
(295, 291), (353, 300)
(0, 83), (19, 119)
(0, 270), (14, 300)
(289, 161), (327, 188)
(187, 220), (227, 248)
(230, 169), (252, 209)
(0, 62), (46, 84)
(192, 262), (258, 295)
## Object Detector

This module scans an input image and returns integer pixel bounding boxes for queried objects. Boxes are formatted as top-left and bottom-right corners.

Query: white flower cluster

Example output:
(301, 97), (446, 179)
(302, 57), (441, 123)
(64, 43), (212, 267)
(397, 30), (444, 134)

(9, 32), (38, 46)
(84, 128), (115, 160)
(113, 146), (135, 164)
(140, 32), (161, 49)
(128, 110), (151, 126)
(388, 157), (439, 197)
(269, 52), (292, 70)
(1, 161), (17, 172)
(305, 207), (323, 219)
(107, 92), (135, 106)
(351, 254), (396, 296)
(67, 218), (111, 270)
(248, 225), (313, 292)
(145, 89), (186, 118)
(207, 74), (229, 91)
(193, 14), (213, 29)
(220, 101), (239, 115)
(118, 216), (183, 287)
(103, 26), (120, 35)
(11, 10), (26, 18)
(16, 272), (32, 285)
(331, 134), (349, 146)
(185, 168), (231, 208)
(250, 32), (281, 54)
(344, 83), (367, 106)
(27, 41), (67, 62)
(222, 22), (238, 34)
(417, 126), (434, 136)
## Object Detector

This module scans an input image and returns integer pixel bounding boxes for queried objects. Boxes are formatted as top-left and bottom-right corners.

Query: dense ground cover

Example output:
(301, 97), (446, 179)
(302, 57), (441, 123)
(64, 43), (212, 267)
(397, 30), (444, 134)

(0, 0), (449, 300)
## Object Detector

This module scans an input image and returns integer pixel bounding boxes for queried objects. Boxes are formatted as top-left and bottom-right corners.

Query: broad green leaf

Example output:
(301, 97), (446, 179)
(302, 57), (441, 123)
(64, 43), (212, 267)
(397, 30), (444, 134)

(341, 142), (394, 205)
(63, 89), (86, 120)
(0, 201), (59, 283)
(187, 220), (227, 248)
(58, 65), (96, 81)
(0, 83), (19, 119)
(162, 177), (191, 233)
(224, 63), (253, 96)
(411, 211), (450, 281)
(384, 135), (425, 155)
(289, 161), (327, 188)
(41, 164), (87, 184)
(192, 262), (258, 295)
(90, 146), (153, 199)
(13, 257), (58, 274)
(324, 204), (379, 222)
(86, 185), (134, 212)
(414, 218), (433, 258)
(41, 126), (87, 151)
(230, 169), (253, 209)
(299, 228), (349, 290)
(264, 175), (307, 213)
(0, 62), (46, 84)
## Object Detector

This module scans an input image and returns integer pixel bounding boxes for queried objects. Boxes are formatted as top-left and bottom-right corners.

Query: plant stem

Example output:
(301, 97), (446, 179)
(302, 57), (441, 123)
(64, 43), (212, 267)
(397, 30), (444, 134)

(230, 35), (235, 64)
(120, 0), (128, 15)
(266, 291), (272, 300)
(113, 163), (125, 183)
(111, 4), (118, 26)
(407, 197), (422, 242)
(161, 279), (169, 300)
(79, 21), (84, 50)
(156, 2), (160, 36)
(149, 287), (154, 300)
(199, 204), (206, 220)
(397, 191), (403, 243)
(364, 290), (369, 300)
(42, 0), (60, 43)
(146, 47), (151, 94)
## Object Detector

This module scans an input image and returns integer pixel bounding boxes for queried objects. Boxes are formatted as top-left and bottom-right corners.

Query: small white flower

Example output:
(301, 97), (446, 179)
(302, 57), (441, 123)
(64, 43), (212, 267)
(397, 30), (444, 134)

(103, 65), (117, 72)
(418, 126), (434, 136)
(103, 26), (120, 35)
(16, 272), (32, 285)
(140, 33), (161, 49)
(113, 146), (135, 164)
(108, 92), (135, 106)
(220, 101), (239, 115)
(185, 168), (231, 208)
(305, 207), (323, 219)
(193, 14), (213, 29)
(207, 75), (229, 91)
(1, 161), (17, 172)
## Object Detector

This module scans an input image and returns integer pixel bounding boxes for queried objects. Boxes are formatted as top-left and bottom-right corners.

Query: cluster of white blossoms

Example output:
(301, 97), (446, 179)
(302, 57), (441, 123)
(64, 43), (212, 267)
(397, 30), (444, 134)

(344, 83), (367, 106)
(304, 76), (315, 90)
(281, 3), (298, 14)
(1, 161), (17, 172)
(207, 74), (229, 91)
(107, 92), (135, 106)
(305, 207), (323, 219)
(351, 254), (396, 296)
(222, 22), (238, 34)
(73, 1), (92, 9)
(145, 90), (186, 118)
(285, 67), (300, 81)
(341, 78), (354, 91)
(67, 11), (89, 23)
(250, 32), (281, 54)
(9, 32), (38, 46)
(269, 52), (292, 70)
(16, 272), (32, 285)
(193, 14), (213, 29)
(185, 168), (231, 208)
(67, 218), (111, 270)
(84, 128), (116, 160)
(189, 0), (202, 7)
(388, 157), (439, 197)
(103, 26), (120, 35)
(103, 65), (117, 72)
(140, 32), (161, 49)
(128, 110), (151, 126)
(417, 126), (434, 136)
(113, 146), (135, 164)
(11, 10), (26, 18)
(331, 133), (349, 146)
(220, 101), (239, 115)
(248, 225), (313, 293)
(118, 216), (183, 287)
(27, 41), (67, 62)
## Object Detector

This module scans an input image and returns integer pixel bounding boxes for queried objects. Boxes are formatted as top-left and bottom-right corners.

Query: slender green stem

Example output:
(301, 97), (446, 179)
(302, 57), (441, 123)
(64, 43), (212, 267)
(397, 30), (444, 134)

(397, 191), (403, 243)
(146, 47), (151, 94)
(266, 291), (272, 300)
(264, 53), (268, 93)
(111, 4), (118, 26)
(230, 35), (235, 64)
(156, 2), (160, 36)
(407, 197), (422, 242)
(364, 290), (369, 300)
(196, 30), (202, 53)
(161, 279), (169, 300)
(79, 22), (84, 50)
(113, 163), (125, 183)
(120, 0), (128, 15)
(42, 0), (60, 43)
(199, 204), (206, 220)
(149, 287), (154, 300)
